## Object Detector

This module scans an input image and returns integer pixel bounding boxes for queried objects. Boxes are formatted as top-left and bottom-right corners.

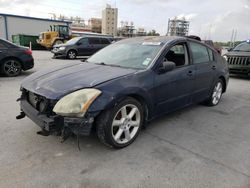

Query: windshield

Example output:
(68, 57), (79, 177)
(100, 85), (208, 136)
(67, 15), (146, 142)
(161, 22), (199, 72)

(233, 42), (250, 52)
(87, 41), (163, 69)
(65, 37), (81, 45)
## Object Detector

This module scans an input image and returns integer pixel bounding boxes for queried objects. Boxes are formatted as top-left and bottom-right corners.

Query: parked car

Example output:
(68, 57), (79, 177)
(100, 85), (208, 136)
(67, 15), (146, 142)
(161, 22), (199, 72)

(202, 40), (222, 54)
(51, 36), (112, 59)
(17, 36), (229, 148)
(0, 38), (34, 77)
(223, 40), (250, 76)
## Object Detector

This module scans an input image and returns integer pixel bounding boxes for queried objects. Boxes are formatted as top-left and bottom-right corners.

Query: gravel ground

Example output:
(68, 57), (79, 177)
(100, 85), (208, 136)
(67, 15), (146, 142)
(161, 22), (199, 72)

(0, 51), (250, 188)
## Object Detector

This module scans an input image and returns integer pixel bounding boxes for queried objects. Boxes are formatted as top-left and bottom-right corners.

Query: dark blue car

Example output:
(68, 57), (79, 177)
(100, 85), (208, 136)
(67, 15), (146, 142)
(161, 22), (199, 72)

(17, 36), (229, 148)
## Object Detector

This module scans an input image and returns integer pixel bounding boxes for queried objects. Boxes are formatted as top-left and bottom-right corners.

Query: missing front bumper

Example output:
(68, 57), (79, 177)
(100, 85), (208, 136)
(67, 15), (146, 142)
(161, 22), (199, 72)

(18, 100), (95, 136)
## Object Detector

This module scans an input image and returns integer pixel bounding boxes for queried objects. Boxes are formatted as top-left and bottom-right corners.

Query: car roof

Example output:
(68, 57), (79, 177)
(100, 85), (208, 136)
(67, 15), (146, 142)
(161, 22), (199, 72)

(116, 36), (190, 45)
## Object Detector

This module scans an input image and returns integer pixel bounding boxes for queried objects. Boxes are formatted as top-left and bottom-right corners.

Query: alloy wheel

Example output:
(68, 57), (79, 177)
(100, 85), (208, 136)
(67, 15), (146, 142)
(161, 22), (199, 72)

(111, 104), (141, 144)
(68, 51), (76, 59)
(212, 82), (223, 105)
(3, 60), (21, 76)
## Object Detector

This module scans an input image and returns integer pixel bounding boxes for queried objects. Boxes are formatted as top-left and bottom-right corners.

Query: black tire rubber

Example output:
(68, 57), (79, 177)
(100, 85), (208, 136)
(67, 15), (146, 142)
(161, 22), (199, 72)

(96, 97), (144, 149)
(67, 50), (77, 59)
(1, 59), (22, 77)
(205, 79), (224, 106)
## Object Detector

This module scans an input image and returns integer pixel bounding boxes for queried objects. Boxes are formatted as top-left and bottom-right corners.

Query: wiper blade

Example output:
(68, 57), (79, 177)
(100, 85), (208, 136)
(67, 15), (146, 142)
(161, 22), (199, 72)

(95, 62), (122, 67)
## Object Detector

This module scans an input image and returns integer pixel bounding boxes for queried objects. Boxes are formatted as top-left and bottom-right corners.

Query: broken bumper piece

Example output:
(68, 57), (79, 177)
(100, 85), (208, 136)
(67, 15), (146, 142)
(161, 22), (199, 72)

(18, 99), (94, 136)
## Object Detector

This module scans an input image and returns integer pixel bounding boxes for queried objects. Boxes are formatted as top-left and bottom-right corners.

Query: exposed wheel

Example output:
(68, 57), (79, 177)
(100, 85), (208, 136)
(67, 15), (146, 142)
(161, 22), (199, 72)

(1, 59), (22, 77)
(67, 50), (77, 59)
(206, 79), (223, 106)
(96, 97), (144, 148)
(53, 40), (63, 46)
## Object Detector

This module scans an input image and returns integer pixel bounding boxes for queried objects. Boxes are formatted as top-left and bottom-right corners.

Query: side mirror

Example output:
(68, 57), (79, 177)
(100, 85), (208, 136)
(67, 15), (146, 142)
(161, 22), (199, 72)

(158, 61), (176, 74)
(228, 47), (233, 52)
(76, 42), (82, 46)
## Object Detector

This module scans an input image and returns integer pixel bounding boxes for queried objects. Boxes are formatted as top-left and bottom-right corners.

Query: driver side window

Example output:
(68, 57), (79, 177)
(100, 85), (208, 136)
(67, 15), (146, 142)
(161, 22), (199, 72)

(164, 43), (189, 67)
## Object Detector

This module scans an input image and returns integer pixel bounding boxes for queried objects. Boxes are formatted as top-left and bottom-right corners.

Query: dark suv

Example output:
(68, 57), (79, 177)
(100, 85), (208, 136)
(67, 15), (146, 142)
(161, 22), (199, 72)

(51, 36), (112, 59)
(224, 40), (250, 76)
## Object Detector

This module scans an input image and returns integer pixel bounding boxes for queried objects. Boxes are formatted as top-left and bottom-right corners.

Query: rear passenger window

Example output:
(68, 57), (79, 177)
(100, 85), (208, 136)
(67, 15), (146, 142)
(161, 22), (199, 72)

(207, 48), (214, 61)
(89, 38), (101, 45)
(100, 38), (110, 44)
(190, 42), (210, 64)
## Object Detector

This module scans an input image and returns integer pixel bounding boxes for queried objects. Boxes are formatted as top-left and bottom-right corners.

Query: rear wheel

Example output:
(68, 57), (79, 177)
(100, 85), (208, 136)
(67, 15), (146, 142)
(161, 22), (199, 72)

(96, 97), (144, 148)
(67, 50), (77, 59)
(206, 79), (223, 106)
(1, 59), (22, 77)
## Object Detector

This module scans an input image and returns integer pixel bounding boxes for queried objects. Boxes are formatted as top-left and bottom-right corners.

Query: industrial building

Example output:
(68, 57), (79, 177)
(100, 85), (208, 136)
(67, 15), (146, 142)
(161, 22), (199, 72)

(0, 13), (71, 41)
(167, 17), (190, 36)
(102, 4), (118, 36)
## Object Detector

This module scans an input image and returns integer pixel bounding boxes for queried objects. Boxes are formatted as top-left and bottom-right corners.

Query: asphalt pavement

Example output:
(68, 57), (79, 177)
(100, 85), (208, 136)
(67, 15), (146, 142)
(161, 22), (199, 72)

(0, 51), (250, 188)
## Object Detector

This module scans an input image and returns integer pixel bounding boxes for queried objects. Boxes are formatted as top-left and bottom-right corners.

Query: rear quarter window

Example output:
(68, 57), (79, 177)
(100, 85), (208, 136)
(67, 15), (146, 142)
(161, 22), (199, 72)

(100, 38), (111, 44)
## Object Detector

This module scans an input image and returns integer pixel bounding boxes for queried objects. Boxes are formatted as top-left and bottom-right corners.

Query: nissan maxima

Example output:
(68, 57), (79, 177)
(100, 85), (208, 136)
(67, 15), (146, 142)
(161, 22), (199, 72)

(17, 36), (229, 148)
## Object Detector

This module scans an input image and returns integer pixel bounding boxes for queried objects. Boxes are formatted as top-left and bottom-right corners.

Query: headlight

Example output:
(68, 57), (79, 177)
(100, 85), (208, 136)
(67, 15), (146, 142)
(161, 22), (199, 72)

(59, 46), (66, 50)
(53, 89), (101, 117)
(223, 55), (228, 62)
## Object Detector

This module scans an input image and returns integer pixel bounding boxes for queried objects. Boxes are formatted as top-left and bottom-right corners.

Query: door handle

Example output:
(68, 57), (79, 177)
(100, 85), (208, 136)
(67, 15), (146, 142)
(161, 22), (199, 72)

(212, 65), (216, 70)
(187, 70), (193, 76)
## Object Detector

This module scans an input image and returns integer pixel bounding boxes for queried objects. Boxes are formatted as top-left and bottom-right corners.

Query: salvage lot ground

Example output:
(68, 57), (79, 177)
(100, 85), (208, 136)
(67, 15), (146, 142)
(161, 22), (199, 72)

(0, 51), (250, 188)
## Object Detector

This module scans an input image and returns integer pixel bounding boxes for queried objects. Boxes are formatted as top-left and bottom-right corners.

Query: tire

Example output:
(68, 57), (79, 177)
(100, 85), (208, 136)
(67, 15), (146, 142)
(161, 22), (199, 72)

(1, 59), (22, 77)
(96, 97), (144, 149)
(206, 79), (224, 106)
(67, 50), (77, 59)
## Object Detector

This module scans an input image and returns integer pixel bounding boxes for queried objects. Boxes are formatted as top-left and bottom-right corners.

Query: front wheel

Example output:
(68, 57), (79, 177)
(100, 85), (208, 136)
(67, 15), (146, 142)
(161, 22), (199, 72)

(67, 50), (77, 59)
(206, 79), (224, 106)
(96, 97), (144, 149)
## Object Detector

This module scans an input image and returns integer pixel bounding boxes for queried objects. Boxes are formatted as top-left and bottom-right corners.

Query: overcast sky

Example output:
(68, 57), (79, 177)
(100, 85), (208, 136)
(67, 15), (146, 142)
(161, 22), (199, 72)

(0, 0), (250, 41)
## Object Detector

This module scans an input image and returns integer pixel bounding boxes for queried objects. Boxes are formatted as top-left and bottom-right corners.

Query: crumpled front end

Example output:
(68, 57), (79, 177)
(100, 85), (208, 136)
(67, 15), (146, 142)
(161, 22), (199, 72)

(16, 88), (97, 139)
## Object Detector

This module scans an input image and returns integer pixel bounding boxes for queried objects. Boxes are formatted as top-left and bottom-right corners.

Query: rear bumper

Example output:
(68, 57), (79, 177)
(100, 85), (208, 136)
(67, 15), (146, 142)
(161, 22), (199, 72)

(22, 57), (34, 71)
(19, 99), (94, 136)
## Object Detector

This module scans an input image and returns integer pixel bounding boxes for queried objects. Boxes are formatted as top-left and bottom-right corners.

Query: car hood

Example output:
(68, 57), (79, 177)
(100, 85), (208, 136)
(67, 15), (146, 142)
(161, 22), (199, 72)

(21, 62), (138, 99)
(53, 43), (68, 48)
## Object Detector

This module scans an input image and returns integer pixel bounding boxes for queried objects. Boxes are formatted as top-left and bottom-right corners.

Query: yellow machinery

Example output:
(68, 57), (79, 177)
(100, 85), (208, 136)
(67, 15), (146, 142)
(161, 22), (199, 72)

(37, 25), (71, 49)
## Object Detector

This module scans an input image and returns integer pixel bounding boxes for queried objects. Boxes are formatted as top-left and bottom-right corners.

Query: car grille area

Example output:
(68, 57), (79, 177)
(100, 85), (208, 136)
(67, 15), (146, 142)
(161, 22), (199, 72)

(227, 56), (250, 66)
(24, 90), (55, 115)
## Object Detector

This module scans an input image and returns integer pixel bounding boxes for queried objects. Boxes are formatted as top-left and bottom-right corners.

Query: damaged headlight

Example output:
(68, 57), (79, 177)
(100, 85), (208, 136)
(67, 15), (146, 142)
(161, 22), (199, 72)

(53, 88), (102, 118)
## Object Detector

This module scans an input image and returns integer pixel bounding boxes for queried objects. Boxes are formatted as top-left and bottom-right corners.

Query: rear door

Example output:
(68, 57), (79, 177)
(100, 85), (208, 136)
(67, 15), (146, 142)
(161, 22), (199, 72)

(188, 41), (216, 103)
(100, 38), (111, 48)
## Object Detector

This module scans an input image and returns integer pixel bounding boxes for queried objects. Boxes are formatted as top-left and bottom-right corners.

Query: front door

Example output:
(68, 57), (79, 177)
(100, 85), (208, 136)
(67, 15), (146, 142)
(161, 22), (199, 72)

(188, 42), (216, 103)
(154, 42), (195, 115)
(77, 38), (90, 56)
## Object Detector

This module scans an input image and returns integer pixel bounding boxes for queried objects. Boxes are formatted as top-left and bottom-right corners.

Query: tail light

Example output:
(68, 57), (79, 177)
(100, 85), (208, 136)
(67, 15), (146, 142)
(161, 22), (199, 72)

(24, 49), (32, 55)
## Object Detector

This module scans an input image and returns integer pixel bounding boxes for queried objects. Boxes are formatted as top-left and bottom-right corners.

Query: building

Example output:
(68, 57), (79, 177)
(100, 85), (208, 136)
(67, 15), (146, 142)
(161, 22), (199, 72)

(167, 17), (190, 36)
(88, 18), (102, 33)
(102, 4), (118, 36)
(117, 21), (136, 37)
(0, 13), (71, 41)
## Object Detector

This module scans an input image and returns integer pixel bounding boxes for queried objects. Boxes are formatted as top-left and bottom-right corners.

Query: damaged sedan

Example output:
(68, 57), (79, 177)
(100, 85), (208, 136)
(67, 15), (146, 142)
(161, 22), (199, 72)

(17, 36), (229, 148)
